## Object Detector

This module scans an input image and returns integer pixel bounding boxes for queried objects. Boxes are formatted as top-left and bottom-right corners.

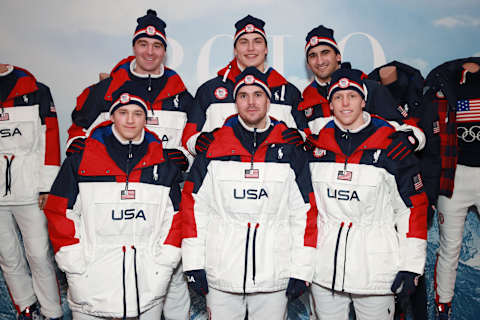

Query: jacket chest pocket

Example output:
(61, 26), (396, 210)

(80, 183), (162, 244)
(146, 110), (186, 148)
(310, 162), (384, 222)
(0, 106), (40, 154)
(212, 161), (290, 221)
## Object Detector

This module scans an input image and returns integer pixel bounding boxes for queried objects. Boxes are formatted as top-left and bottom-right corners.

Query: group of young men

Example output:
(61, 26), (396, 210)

(1, 8), (478, 320)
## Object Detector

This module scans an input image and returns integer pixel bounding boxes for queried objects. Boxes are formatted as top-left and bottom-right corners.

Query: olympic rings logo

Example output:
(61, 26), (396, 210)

(457, 126), (480, 142)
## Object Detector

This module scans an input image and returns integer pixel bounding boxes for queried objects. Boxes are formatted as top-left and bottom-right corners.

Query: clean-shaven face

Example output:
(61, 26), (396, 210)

(330, 89), (366, 130)
(234, 33), (268, 72)
(111, 104), (146, 141)
(133, 37), (165, 75)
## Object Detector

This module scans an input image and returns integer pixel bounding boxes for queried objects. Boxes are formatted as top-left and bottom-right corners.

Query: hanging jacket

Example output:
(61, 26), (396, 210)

(369, 60), (425, 125)
(308, 112), (427, 294)
(44, 122), (183, 318)
(182, 58), (306, 155)
(181, 115), (317, 293)
(0, 65), (60, 204)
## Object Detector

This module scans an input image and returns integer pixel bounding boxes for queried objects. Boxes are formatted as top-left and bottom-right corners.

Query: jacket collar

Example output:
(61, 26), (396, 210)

(206, 115), (286, 158)
(217, 58), (288, 88)
(312, 113), (394, 154)
(78, 122), (164, 176)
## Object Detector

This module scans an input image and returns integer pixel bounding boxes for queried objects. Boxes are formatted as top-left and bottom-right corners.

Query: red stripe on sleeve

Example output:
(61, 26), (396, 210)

(44, 194), (79, 253)
(181, 123), (199, 151)
(164, 211), (182, 247)
(304, 192), (318, 248)
(406, 193), (428, 240)
(67, 122), (86, 141)
(44, 117), (60, 166)
(180, 181), (198, 239)
(75, 87), (90, 111)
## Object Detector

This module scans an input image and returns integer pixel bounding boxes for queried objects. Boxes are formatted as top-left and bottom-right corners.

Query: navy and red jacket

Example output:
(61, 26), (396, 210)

(182, 58), (306, 155)
(67, 56), (194, 155)
(0, 65), (60, 203)
(307, 113), (427, 294)
(45, 121), (183, 317)
(181, 115), (317, 293)
(369, 60), (425, 126)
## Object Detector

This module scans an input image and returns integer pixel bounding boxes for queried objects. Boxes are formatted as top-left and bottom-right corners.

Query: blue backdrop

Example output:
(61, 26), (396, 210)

(0, 1), (479, 318)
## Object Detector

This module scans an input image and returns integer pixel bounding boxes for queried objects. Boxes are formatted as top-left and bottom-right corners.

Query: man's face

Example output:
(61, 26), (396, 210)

(234, 33), (268, 72)
(307, 44), (341, 83)
(236, 85), (269, 128)
(133, 37), (166, 75)
(110, 104), (146, 141)
(330, 89), (366, 130)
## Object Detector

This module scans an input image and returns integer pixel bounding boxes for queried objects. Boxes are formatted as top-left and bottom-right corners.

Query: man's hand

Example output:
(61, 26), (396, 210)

(391, 271), (420, 297)
(303, 134), (319, 152)
(66, 138), (86, 156)
(195, 130), (217, 154)
(286, 278), (309, 301)
(166, 149), (189, 172)
(185, 269), (209, 296)
(99, 72), (109, 81)
(38, 194), (48, 210)
(386, 131), (418, 160)
(281, 128), (304, 147)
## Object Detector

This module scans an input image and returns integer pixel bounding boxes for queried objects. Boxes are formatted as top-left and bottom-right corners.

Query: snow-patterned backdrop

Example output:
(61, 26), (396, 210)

(0, 210), (478, 319)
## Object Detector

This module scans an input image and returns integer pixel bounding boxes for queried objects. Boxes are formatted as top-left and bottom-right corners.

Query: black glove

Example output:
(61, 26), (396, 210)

(386, 130), (418, 160)
(66, 138), (86, 156)
(166, 149), (189, 172)
(286, 278), (307, 301)
(281, 128), (304, 147)
(195, 130), (217, 154)
(303, 134), (318, 152)
(391, 271), (420, 297)
(185, 269), (208, 296)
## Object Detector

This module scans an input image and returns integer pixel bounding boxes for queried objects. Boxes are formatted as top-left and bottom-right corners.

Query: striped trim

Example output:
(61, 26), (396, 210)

(109, 93), (148, 114)
(305, 36), (339, 54)
(327, 78), (365, 99)
(234, 24), (267, 43)
(133, 25), (166, 44)
(233, 75), (271, 98)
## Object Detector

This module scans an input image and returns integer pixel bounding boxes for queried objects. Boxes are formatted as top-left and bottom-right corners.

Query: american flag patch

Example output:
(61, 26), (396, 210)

(397, 105), (408, 118)
(413, 173), (423, 191)
(0, 113), (9, 121)
(147, 116), (159, 125)
(337, 170), (352, 181)
(121, 189), (136, 200)
(245, 168), (259, 179)
(456, 99), (480, 122)
(433, 121), (440, 134)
